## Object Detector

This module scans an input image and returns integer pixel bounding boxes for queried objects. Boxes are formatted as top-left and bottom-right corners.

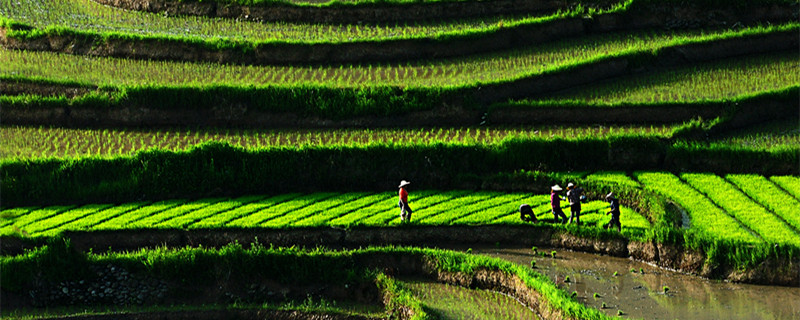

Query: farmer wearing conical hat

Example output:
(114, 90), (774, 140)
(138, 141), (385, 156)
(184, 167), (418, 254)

(398, 180), (413, 222)
(550, 185), (568, 223)
(604, 192), (622, 232)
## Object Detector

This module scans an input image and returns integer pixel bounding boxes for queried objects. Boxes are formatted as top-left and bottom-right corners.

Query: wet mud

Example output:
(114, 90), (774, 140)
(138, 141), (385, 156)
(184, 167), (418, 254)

(475, 247), (800, 320)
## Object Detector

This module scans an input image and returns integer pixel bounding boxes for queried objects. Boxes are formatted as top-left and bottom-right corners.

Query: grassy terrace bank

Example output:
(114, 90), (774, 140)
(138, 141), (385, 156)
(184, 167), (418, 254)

(90, 0), (591, 24)
(1, 244), (611, 320)
(0, 125), (679, 160)
(1, 120), (796, 160)
(3, 27), (797, 88)
(3, 49), (798, 126)
(1, 1), (796, 64)
(2, 139), (797, 207)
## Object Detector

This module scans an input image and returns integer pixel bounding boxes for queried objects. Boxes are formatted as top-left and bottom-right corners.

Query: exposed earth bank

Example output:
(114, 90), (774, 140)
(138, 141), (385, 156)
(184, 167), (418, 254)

(3, 226), (797, 286)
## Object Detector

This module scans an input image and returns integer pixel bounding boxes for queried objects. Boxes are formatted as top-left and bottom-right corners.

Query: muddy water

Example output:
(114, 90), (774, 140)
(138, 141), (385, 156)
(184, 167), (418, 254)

(404, 280), (540, 320)
(474, 247), (800, 320)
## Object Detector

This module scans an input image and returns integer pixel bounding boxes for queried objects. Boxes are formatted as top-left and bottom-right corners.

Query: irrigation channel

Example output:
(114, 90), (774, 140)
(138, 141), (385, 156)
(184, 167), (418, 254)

(460, 247), (800, 320)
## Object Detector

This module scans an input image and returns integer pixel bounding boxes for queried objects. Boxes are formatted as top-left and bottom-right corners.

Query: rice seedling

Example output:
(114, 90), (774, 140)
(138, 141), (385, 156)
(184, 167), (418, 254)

(0, 0), (541, 43)
(0, 125), (677, 160)
(634, 172), (760, 244)
(1, 25), (794, 88)
(770, 176), (800, 200)
(0, 191), (648, 237)
(682, 173), (800, 246)
(510, 51), (800, 104)
(726, 174), (800, 232)
(404, 280), (539, 320)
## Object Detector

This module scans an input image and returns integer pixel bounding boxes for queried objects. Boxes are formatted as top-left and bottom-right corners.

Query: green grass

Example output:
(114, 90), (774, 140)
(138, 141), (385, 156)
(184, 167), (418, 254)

(0, 191), (650, 236)
(507, 51), (800, 105)
(770, 176), (800, 200)
(0, 125), (678, 160)
(2, 25), (795, 88)
(682, 173), (800, 246)
(634, 172), (760, 244)
(726, 174), (800, 232)
(404, 280), (538, 319)
(711, 120), (800, 151)
(0, 0), (552, 43)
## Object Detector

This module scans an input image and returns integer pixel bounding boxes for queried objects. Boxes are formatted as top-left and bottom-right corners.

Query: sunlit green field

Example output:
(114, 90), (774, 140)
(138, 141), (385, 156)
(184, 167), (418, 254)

(3, 25), (795, 88)
(0, 0), (544, 42)
(0, 125), (677, 160)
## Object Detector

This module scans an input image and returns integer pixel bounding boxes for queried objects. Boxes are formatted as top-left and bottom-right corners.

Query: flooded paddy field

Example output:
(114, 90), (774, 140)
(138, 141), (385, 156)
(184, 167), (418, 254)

(474, 247), (800, 320)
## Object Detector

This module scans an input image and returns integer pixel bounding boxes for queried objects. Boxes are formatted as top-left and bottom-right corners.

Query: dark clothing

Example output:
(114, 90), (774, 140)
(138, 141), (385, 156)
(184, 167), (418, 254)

(519, 204), (537, 222)
(551, 191), (567, 223)
(604, 197), (621, 231)
(605, 215), (621, 232)
(608, 198), (620, 215)
(567, 188), (583, 225)
(552, 207), (567, 223)
(567, 187), (583, 206)
(551, 192), (561, 210)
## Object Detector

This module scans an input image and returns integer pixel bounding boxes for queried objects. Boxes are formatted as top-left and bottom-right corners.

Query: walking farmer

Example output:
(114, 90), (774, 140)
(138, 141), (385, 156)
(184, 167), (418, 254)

(604, 192), (622, 232)
(566, 183), (584, 225)
(398, 180), (412, 222)
(550, 185), (567, 223)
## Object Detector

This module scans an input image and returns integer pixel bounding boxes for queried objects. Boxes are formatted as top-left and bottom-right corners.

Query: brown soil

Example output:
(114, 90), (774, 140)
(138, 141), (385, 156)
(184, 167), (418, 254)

(2, 226), (797, 286)
(92, 0), (575, 24)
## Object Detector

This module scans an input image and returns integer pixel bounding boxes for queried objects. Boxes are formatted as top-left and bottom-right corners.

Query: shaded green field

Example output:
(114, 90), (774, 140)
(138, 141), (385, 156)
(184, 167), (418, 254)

(0, 125), (677, 160)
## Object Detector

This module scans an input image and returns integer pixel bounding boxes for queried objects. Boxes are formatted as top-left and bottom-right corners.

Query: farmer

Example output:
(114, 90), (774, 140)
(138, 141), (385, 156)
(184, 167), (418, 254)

(519, 203), (537, 222)
(566, 183), (584, 225)
(604, 192), (622, 232)
(550, 185), (567, 223)
(398, 180), (412, 222)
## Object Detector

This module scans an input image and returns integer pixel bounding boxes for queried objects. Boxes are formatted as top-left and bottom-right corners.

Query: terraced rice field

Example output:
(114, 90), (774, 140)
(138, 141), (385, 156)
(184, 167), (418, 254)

(517, 51), (800, 104)
(0, 0), (540, 42)
(0, 191), (650, 237)
(3, 26), (796, 88)
(3, 172), (798, 248)
(636, 172), (800, 246)
(0, 125), (678, 160)
(1, 0), (799, 318)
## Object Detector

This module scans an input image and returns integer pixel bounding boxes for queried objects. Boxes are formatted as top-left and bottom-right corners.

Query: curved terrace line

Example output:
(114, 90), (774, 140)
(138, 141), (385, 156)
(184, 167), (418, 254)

(91, 0), (585, 24)
(1, 1), (796, 64)
(2, 226), (797, 286)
